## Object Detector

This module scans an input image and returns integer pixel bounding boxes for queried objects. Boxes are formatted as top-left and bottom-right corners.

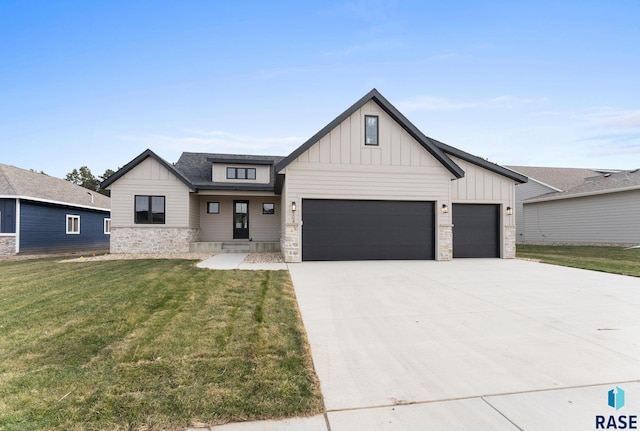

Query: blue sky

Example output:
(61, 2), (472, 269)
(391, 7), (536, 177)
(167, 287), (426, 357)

(1, 0), (639, 179)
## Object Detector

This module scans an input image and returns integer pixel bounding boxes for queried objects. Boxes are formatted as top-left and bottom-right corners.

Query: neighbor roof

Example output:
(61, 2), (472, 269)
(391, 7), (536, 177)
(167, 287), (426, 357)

(525, 169), (640, 203)
(0, 163), (110, 210)
(506, 165), (605, 191)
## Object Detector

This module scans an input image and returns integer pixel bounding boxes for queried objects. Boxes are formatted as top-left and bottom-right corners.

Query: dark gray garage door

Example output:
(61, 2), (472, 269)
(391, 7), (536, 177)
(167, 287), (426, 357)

(452, 204), (500, 258)
(302, 199), (434, 261)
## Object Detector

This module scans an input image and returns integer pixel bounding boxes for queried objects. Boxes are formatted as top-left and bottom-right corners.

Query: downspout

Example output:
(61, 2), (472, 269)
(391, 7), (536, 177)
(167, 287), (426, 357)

(15, 198), (20, 254)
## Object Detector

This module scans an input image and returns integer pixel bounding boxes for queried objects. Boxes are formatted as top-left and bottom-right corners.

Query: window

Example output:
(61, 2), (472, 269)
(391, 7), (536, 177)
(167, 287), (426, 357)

(262, 202), (275, 215)
(66, 215), (80, 234)
(135, 195), (165, 224)
(365, 115), (379, 146)
(207, 202), (220, 214)
(104, 218), (111, 234)
(227, 167), (256, 180)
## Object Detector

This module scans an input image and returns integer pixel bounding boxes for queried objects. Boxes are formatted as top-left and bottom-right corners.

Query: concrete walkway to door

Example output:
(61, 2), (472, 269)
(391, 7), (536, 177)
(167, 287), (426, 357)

(288, 259), (640, 431)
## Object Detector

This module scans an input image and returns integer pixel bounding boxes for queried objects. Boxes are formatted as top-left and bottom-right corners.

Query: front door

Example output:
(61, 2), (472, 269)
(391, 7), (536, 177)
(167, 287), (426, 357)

(233, 200), (249, 239)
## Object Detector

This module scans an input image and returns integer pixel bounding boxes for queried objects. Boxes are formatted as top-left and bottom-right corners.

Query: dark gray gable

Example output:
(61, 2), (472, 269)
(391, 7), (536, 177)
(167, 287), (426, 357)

(100, 149), (195, 190)
(435, 141), (528, 184)
(274, 89), (465, 178)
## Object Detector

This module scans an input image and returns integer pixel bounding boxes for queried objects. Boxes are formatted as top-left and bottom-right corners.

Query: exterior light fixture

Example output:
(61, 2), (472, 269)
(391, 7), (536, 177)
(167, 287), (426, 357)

(441, 204), (448, 214)
(506, 206), (513, 215)
(291, 201), (297, 212)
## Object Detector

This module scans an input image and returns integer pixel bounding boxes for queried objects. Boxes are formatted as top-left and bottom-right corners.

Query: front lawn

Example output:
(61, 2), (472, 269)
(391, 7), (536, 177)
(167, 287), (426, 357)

(516, 244), (640, 277)
(0, 258), (323, 431)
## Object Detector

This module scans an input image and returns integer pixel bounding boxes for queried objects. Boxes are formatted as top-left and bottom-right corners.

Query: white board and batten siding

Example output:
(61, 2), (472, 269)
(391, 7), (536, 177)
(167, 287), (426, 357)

(449, 156), (517, 226)
(523, 189), (640, 244)
(197, 196), (280, 242)
(283, 100), (454, 203)
(109, 157), (193, 228)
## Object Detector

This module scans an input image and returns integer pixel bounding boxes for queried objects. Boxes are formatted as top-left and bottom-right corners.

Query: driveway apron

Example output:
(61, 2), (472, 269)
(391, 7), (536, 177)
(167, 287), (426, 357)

(288, 259), (640, 430)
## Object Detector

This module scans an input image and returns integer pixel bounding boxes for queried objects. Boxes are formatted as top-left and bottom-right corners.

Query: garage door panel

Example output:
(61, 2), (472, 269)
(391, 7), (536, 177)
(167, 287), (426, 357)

(453, 204), (500, 258)
(302, 199), (434, 261)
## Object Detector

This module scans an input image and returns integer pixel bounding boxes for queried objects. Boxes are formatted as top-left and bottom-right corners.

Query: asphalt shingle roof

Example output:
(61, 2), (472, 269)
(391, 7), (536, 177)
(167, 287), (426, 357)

(174, 152), (286, 191)
(0, 163), (110, 210)
(506, 165), (603, 191)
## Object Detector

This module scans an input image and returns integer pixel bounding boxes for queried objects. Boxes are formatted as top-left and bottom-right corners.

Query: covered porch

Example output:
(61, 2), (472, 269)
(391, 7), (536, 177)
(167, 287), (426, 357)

(190, 193), (282, 253)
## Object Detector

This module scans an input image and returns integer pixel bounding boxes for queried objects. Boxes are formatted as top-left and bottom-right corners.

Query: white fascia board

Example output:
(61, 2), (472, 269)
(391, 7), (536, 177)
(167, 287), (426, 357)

(524, 184), (640, 204)
(0, 194), (110, 212)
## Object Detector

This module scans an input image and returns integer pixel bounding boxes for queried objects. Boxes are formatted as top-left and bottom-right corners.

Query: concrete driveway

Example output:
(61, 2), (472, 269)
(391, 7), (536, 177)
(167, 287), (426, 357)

(288, 259), (640, 431)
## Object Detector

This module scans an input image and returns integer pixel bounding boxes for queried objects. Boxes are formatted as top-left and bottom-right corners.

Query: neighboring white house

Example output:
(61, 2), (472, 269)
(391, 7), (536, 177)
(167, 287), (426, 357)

(101, 89), (527, 262)
(508, 166), (639, 245)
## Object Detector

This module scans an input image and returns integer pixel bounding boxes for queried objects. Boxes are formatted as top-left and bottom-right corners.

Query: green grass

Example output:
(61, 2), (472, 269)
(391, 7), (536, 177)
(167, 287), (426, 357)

(0, 258), (323, 431)
(517, 244), (640, 277)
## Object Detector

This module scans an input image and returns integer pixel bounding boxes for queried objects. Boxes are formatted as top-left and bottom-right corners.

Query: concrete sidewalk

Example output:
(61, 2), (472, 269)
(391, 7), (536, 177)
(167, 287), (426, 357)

(196, 253), (288, 270)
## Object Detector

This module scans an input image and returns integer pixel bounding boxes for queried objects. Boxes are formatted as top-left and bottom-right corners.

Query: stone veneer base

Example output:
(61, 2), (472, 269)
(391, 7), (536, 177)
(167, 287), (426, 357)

(0, 236), (16, 256)
(110, 227), (199, 254)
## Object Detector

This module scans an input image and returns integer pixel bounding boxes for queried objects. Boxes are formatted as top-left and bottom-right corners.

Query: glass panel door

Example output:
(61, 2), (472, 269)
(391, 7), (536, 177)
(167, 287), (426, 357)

(233, 200), (249, 239)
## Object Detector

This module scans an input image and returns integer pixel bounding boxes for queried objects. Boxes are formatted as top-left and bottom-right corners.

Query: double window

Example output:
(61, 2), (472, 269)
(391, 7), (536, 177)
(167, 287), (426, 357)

(66, 215), (80, 234)
(135, 195), (165, 224)
(365, 115), (379, 146)
(227, 167), (256, 180)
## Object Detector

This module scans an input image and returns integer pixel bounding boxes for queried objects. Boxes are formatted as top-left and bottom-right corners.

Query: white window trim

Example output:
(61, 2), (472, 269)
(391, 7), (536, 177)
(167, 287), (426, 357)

(104, 218), (111, 234)
(66, 214), (80, 234)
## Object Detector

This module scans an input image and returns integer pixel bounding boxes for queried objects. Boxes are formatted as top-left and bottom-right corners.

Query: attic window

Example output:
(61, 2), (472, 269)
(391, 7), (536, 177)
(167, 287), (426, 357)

(227, 167), (256, 180)
(365, 115), (379, 146)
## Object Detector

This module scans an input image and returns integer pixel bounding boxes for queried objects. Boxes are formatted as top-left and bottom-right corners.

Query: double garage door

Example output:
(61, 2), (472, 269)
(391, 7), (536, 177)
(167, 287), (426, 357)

(301, 199), (500, 261)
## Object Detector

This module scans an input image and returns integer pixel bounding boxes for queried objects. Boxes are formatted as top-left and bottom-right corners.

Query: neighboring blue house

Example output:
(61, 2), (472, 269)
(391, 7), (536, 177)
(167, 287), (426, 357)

(0, 163), (111, 255)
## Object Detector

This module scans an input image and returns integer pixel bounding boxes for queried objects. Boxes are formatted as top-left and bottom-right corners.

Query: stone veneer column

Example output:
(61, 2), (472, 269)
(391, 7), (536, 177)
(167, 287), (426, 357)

(282, 223), (301, 263)
(111, 227), (199, 254)
(0, 236), (16, 256)
(438, 224), (453, 261)
(504, 225), (516, 258)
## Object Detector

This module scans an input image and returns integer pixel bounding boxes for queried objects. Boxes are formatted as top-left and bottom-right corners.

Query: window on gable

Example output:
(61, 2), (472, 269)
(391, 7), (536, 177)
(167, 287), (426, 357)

(135, 195), (165, 224)
(262, 203), (275, 215)
(104, 218), (111, 234)
(207, 202), (220, 214)
(226, 167), (256, 180)
(66, 215), (80, 234)
(365, 115), (379, 146)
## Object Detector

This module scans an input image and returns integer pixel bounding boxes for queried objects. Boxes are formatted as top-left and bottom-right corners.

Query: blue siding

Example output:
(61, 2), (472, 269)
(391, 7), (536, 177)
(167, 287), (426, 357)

(20, 201), (110, 254)
(0, 198), (16, 233)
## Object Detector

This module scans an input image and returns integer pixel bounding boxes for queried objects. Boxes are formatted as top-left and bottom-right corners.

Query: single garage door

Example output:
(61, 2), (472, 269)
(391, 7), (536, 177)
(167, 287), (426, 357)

(452, 204), (500, 258)
(302, 199), (434, 261)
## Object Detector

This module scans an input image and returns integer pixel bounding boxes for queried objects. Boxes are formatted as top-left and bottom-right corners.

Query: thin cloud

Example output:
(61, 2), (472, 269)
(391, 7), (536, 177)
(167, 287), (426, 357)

(397, 95), (547, 112)
(122, 130), (306, 155)
(592, 111), (640, 128)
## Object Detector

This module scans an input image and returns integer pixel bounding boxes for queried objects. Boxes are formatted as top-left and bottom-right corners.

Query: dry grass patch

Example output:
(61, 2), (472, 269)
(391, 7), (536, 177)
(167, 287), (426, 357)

(517, 244), (640, 277)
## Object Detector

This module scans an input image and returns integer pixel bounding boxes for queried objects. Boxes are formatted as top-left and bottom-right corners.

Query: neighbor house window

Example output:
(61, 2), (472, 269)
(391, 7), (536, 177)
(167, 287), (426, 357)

(365, 115), (379, 146)
(66, 215), (80, 234)
(207, 202), (220, 214)
(104, 218), (111, 234)
(135, 195), (165, 224)
(226, 167), (256, 180)
(262, 203), (275, 215)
